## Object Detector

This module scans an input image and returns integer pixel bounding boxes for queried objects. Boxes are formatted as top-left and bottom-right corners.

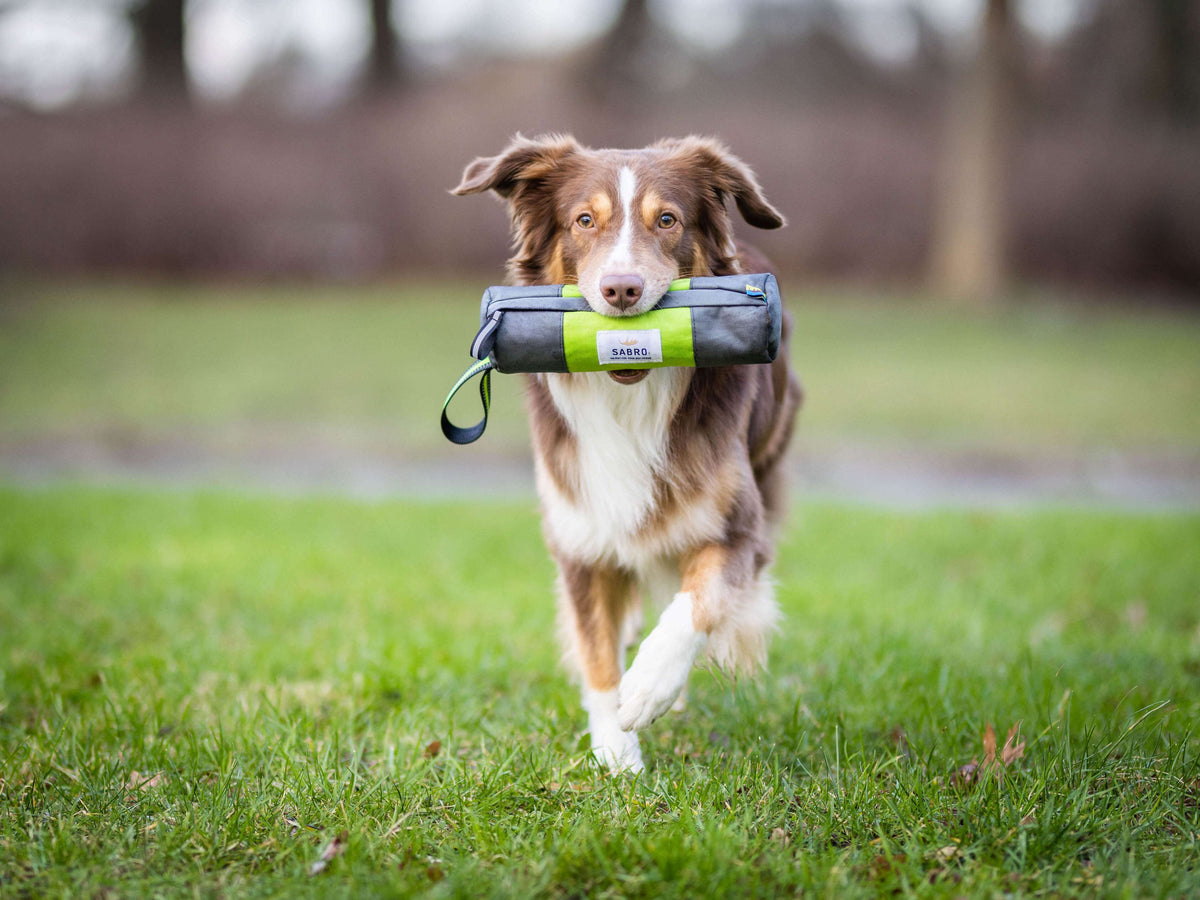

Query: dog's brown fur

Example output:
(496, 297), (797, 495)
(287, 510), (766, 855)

(454, 134), (801, 768)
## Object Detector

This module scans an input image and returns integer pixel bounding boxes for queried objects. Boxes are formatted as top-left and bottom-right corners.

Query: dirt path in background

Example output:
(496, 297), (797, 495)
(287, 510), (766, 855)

(1, 436), (1197, 509)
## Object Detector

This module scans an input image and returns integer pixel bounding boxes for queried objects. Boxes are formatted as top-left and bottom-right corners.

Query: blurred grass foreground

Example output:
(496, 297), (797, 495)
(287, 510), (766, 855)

(1, 484), (1198, 896)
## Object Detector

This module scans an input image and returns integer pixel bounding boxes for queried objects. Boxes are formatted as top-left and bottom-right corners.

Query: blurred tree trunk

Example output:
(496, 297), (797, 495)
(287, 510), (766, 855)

(588, 0), (653, 106)
(1149, 0), (1198, 124)
(365, 0), (405, 93)
(606, 0), (651, 64)
(131, 0), (189, 103)
(929, 0), (1015, 304)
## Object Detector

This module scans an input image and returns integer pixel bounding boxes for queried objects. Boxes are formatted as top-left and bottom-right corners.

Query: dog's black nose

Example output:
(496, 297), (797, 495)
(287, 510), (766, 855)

(600, 274), (644, 311)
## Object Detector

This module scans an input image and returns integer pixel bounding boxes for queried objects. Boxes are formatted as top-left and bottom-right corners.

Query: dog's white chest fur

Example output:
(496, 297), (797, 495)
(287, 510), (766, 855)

(537, 369), (692, 566)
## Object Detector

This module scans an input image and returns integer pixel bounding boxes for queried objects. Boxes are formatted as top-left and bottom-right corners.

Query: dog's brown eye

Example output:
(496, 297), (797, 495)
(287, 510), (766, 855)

(576, 213), (595, 229)
(658, 213), (677, 229)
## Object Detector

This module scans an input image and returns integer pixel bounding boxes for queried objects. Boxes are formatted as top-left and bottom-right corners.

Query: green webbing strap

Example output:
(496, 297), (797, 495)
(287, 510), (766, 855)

(441, 358), (497, 445)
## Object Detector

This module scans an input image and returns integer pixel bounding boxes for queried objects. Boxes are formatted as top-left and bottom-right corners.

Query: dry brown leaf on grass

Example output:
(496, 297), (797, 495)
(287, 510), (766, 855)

(125, 771), (165, 790)
(950, 722), (1026, 788)
(284, 815), (323, 836)
(982, 722), (997, 765)
(998, 722), (1026, 767)
(308, 829), (348, 876)
(124, 771), (166, 800)
(424, 740), (442, 759)
(932, 844), (963, 863)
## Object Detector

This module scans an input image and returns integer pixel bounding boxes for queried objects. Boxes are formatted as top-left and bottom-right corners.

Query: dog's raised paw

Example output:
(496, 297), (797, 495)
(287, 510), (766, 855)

(617, 592), (707, 732)
(617, 671), (678, 731)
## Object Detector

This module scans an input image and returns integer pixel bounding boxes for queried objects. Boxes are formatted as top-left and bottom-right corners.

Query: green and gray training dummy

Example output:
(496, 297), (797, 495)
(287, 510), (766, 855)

(441, 272), (782, 444)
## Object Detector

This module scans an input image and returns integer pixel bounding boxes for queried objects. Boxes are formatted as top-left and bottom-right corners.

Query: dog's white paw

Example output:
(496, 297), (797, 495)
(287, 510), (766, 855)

(584, 688), (644, 773)
(618, 592), (707, 732)
(592, 729), (644, 774)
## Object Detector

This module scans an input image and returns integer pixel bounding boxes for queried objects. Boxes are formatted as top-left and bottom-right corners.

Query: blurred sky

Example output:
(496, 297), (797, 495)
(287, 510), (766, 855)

(0, 0), (1090, 110)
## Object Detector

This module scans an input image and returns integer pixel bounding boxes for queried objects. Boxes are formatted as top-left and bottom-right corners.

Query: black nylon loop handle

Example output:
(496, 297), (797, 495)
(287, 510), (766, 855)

(440, 359), (497, 445)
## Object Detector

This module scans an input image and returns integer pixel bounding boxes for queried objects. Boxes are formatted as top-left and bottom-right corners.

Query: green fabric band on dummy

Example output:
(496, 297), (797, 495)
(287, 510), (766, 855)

(562, 307), (695, 371)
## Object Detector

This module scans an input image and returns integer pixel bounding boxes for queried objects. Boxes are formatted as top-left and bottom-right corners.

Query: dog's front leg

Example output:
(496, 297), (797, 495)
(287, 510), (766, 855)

(558, 559), (644, 773)
(618, 542), (762, 732)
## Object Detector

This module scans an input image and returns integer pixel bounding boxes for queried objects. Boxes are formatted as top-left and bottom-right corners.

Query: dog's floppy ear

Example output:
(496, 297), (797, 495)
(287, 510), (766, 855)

(658, 136), (786, 230)
(452, 134), (582, 198)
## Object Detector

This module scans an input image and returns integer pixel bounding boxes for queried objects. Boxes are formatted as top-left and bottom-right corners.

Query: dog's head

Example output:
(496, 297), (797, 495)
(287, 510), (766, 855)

(453, 134), (784, 318)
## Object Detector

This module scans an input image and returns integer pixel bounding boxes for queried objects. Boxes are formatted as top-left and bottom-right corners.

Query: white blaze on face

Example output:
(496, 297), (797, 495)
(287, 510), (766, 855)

(576, 162), (670, 317)
(605, 166), (638, 272)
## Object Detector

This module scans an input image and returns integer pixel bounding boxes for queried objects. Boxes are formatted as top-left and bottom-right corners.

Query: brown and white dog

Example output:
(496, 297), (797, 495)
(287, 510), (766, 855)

(453, 135), (802, 772)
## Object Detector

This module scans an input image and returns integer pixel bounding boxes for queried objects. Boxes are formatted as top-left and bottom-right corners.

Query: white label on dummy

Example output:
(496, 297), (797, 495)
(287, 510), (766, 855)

(596, 329), (663, 366)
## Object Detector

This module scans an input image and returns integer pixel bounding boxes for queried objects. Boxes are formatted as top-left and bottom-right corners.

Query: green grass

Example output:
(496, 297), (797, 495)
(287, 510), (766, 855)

(1, 486), (1198, 897)
(2, 279), (1198, 455)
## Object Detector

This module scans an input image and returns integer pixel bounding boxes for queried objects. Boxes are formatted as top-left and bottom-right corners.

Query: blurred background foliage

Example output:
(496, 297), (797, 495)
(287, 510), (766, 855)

(0, 0), (1197, 300)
